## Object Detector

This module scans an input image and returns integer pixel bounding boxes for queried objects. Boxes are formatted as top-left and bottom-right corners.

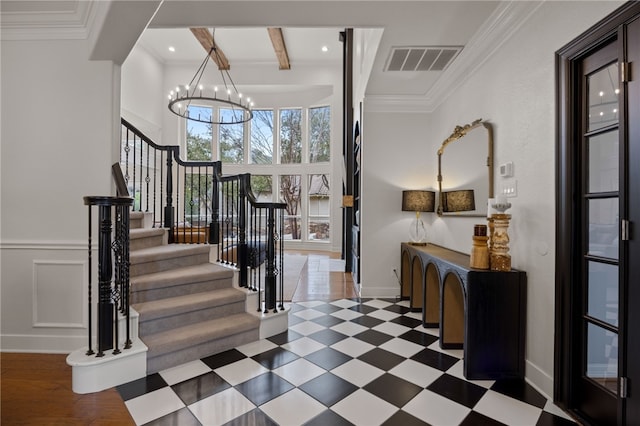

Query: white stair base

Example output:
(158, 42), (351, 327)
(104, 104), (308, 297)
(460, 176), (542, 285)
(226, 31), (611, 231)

(66, 339), (147, 394)
(253, 305), (290, 339)
(67, 308), (143, 393)
(243, 288), (289, 338)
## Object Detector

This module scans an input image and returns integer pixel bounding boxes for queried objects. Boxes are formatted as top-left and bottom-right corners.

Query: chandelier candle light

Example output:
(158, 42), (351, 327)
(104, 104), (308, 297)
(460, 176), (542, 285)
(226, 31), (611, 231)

(168, 33), (254, 125)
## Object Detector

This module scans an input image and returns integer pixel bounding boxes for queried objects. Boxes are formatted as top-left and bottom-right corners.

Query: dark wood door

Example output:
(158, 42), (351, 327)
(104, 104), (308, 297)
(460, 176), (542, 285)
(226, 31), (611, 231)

(575, 39), (619, 426)
(556, 3), (640, 425)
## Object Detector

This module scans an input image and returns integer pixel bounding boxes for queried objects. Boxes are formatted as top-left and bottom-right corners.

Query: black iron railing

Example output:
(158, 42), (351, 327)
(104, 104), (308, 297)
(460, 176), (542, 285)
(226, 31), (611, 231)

(84, 195), (133, 357)
(218, 174), (287, 312)
(120, 118), (286, 310)
(120, 118), (221, 245)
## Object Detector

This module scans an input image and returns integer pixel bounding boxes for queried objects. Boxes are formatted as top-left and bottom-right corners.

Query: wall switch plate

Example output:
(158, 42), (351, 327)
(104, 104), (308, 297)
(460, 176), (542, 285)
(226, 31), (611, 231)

(500, 178), (517, 197)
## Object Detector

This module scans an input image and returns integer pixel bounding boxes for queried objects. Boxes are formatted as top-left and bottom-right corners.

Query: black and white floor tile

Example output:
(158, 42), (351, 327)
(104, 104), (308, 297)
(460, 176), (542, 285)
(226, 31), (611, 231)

(117, 298), (575, 426)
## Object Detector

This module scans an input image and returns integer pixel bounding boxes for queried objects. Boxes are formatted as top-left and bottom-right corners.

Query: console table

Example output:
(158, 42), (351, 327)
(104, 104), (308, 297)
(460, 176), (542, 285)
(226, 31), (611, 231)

(401, 243), (527, 379)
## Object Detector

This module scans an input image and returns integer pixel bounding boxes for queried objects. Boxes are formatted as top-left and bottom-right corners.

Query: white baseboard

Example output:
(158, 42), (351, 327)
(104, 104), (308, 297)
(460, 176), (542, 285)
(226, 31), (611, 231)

(359, 285), (401, 299)
(525, 359), (554, 399)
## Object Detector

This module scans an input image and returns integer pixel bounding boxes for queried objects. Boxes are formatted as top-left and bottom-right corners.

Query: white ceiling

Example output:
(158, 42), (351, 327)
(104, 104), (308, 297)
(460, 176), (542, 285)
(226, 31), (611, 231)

(2, 1), (540, 108)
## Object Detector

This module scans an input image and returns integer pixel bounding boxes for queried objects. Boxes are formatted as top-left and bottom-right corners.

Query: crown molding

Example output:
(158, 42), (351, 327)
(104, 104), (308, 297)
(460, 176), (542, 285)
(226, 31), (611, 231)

(365, 1), (543, 114)
(0, 0), (97, 41)
(424, 1), (543, 111)
(364, 94), (433, 113)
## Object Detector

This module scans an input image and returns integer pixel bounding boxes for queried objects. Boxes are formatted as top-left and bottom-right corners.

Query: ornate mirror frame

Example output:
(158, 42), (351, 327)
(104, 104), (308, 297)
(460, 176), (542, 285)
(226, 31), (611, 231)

(437, 119), (494, 216)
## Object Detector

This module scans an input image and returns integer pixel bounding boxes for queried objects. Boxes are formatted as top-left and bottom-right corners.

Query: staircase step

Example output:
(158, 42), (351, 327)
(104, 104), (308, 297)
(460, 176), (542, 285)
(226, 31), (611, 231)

(143, 313), (260, 374)
(130, 263), (234, 303)
(130, 228), (166, 251)
(130, 244), (211, 276)
(130, 211), (145, 229)
(134, 287), (246, 335)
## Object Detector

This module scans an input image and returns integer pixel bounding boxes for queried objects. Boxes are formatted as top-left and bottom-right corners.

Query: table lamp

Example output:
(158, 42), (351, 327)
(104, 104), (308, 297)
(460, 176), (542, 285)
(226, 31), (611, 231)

(402, 190), (435, 245)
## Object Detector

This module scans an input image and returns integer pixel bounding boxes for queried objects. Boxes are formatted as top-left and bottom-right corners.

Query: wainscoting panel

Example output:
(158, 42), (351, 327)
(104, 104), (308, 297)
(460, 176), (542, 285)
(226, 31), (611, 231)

(33, 260), (87, 328)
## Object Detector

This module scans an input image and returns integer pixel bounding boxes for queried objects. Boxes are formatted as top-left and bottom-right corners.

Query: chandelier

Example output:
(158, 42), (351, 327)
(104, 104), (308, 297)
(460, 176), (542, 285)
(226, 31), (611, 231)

(167, 32), (253, 125)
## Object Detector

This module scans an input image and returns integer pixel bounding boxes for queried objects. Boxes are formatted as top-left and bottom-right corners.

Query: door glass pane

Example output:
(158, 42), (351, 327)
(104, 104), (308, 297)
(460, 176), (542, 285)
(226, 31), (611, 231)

(588, 261), (619, 327)
(250, 110), (273, 164)
(588, 131), (619, 193)
(588, 198), (618, 259)
(308, 174), (330, 241)
(587, 62), (619, 132)
(586, 323), (618, 394)
(279, 174), (301, 240)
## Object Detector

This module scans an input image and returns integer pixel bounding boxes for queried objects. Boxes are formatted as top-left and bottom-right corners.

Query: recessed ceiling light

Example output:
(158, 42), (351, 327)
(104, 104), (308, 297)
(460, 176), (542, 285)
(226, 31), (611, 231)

(168, 46), (176, 52)
(321, 46), (328, 53)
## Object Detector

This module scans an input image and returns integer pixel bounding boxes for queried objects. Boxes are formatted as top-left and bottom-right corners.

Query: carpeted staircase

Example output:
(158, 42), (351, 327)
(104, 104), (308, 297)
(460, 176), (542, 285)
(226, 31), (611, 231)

(128, 211), (260, 374)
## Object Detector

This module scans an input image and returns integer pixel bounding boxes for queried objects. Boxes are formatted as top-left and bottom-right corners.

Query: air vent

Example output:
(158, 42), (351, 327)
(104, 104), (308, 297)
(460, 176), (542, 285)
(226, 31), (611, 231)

(385, 46), (463, 72)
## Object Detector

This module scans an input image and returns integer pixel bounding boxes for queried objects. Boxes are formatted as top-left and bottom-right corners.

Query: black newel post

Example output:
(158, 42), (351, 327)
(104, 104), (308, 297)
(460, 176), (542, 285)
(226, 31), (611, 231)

(86, 206), (94, 356)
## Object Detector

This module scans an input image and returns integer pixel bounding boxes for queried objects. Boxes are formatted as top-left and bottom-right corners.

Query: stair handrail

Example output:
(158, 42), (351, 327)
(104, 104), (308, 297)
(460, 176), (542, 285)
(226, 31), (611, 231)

(120, 118), (221, 244)
(218, 174), (287, 311)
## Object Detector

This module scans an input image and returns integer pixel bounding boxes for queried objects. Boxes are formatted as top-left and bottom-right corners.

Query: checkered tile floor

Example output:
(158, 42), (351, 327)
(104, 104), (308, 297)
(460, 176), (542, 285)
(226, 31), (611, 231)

(117, 298), (575, 425)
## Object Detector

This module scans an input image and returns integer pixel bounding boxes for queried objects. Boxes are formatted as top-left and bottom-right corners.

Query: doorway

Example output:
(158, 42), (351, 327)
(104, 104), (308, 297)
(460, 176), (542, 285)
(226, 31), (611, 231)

(555, 2), (640, 424)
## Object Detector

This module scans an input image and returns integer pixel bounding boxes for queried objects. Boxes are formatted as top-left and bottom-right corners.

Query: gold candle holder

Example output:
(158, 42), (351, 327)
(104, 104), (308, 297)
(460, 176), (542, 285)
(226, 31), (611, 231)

(490, 213), (511, 271)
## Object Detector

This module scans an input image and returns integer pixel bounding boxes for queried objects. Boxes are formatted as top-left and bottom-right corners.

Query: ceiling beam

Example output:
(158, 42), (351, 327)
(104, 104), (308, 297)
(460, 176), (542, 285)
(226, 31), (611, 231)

(267, 27), (291, 70)
(189, 27), (230, 70)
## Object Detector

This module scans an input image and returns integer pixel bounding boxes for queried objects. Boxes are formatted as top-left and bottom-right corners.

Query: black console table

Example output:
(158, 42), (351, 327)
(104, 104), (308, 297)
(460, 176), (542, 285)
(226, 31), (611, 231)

(401, 243), (527, 379)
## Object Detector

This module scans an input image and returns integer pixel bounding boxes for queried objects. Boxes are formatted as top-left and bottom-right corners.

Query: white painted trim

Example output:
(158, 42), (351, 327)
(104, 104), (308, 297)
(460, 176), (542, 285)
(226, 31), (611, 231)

(364, 1), (543, 114)
(359, 285), (400, 299)
(32, 260), (87, 329)
(525, 359), (554, 400)
(1, 334), (88, 353)
(0, 240), (90, 250)
(425, 1), (543, 112)
(0, 1), (96, 41)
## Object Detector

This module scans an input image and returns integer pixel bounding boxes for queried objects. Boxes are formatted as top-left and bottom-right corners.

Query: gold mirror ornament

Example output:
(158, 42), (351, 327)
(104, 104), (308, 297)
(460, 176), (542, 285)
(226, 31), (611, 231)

(437, 119), (494, 216)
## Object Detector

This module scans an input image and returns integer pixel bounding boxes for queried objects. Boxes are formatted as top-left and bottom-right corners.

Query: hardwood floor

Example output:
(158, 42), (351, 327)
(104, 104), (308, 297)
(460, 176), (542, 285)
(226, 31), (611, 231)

(0, 250), (356, 425)
(0, 352), (135, 425)
(288, 249), (359, 301)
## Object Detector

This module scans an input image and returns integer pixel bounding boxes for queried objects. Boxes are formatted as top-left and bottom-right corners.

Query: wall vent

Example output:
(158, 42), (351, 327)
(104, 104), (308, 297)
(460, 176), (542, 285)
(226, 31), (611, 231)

(384, 46), (463, 72)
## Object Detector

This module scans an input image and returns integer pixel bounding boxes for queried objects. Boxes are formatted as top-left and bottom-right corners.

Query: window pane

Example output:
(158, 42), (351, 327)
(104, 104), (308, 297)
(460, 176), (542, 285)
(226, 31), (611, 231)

(588, 130), (618, 193)
(309, 106), (331, 163)
(186, 106), (212, 161)
(308, 174), (330, 241)
(588, 261), (618, 327)
(586, 323), (618, 394)
(219, 108), (244, 164)
(280, 109), (302, 164)
(587, 62), (619, 132)
(588, 198), (618, 259)
(279, 174), (301, 240)
(250, 175), (273, 202)
(250, 110), (273, 164)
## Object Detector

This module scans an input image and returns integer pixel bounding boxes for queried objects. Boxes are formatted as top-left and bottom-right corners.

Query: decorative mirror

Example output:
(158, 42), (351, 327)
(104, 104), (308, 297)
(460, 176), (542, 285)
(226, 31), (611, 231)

(437, 119), (494, 216)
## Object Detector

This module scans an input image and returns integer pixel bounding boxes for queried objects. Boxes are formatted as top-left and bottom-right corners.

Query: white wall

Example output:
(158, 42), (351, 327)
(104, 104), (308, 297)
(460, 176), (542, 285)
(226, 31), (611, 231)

(1, 38), (120, 351)
(359, 1), (623, 397)
(121, 45), (165, 142)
